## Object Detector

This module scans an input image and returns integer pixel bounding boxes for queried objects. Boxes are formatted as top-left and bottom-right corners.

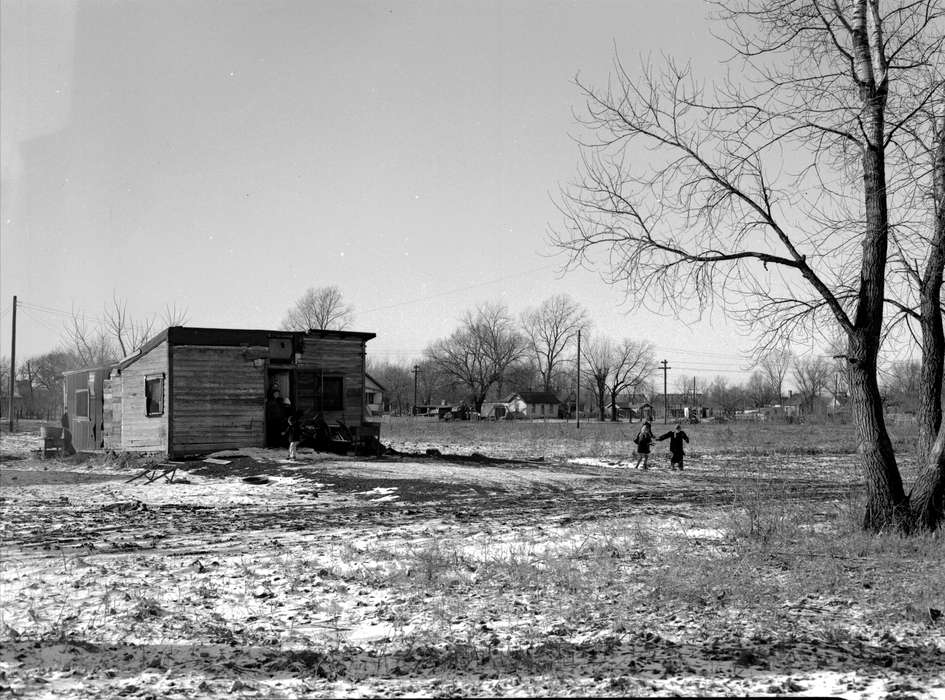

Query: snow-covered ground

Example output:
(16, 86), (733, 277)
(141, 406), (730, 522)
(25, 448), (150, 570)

(1, 429), (943, 698)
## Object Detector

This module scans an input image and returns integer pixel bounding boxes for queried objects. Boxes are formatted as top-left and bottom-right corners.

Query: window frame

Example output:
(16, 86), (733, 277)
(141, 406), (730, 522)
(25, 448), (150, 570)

(296, 371), (344, 413)
(75, 389), (90, 419)
(145, 374), (165, 417)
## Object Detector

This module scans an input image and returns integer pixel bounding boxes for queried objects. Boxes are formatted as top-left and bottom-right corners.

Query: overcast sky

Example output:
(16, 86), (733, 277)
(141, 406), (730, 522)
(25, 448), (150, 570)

(0, 0), (797, 386)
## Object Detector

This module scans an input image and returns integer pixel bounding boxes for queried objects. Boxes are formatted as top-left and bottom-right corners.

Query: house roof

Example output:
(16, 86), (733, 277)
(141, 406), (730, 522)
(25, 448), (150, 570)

(652, 393), (704, 404)
(116, 325), (377, 371)
(365, 373), (387, 393)
(505, 391), (561, 404)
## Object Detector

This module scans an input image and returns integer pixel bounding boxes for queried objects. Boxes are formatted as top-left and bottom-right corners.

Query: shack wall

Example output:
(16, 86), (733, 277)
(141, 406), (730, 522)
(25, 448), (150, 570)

(295, 336), (365, 426)
(169, 344), (267, 456)
(63, 369), (106, 450)
(118, 340), (170, 452)
(103, 373), (122, 450)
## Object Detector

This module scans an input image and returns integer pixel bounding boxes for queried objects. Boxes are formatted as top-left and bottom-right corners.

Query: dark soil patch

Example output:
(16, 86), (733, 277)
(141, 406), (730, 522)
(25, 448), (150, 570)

(0, 469), (125, 487)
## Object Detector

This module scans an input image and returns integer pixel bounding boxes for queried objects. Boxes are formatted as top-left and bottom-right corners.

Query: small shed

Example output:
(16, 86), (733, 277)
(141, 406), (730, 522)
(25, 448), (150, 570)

(100, 325), (377, 458)
(62, 367), (110, 451)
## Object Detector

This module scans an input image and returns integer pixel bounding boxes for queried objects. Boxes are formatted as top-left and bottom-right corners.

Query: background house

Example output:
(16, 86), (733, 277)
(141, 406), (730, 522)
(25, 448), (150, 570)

(605, 392), (651, 421)
(504, 391), (560, 419)
(364, 373), (386, 416)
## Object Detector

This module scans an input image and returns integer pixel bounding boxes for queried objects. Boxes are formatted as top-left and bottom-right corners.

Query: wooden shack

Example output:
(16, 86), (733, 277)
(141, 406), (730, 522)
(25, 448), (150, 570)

(101, 325), (377, 457)
(62, 367), (109, 451)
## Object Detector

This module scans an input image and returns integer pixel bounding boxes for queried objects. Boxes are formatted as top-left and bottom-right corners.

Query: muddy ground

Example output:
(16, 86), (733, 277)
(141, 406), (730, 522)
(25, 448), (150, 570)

(1, 434), (943, 698)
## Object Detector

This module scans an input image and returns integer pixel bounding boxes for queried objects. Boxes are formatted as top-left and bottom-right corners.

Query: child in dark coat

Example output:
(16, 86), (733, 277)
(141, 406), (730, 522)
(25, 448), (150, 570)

(634, 421), (654, 470)
(283, 413), (301, 460)
(657, 424), (690, 470)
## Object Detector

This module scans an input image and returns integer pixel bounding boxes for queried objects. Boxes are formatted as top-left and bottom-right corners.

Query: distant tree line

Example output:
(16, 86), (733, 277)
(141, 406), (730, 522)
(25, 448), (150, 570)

(365, 294), (925, 420)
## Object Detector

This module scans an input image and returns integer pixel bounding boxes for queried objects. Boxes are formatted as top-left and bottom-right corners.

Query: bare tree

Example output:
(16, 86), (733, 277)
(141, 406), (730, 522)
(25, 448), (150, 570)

(62, 310), (117, 366)
(581, 334), (613, 420)
(552, 1), (945, 531)
(0, 356), (9, 419)
(424, 303), (526, 411)
(759, 345), (792, 405)
(706, 376), (743, 418)
(282, 285), (354, 331)
(521, 294), (589, 392)
(105, 292), (156, 358)
(606, 338), (655, 421)
(793, 356), (833, 415)
(745, 371), (777, 408)
(674, 375), (698, 398)
(63, 296), (190, 365)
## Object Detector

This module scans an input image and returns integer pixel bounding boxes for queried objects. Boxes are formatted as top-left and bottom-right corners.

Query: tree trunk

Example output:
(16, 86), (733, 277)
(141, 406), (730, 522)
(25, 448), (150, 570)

(908, 110), (945, 531)
(910, 423), (945, 531)
(848, 333), (910, 531)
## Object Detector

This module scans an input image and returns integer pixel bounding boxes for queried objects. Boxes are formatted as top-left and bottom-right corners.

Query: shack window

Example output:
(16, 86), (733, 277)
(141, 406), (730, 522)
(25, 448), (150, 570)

(296, 372), (343, 412)
(75, 389), (89, 418)
(145, 375), (165, 417)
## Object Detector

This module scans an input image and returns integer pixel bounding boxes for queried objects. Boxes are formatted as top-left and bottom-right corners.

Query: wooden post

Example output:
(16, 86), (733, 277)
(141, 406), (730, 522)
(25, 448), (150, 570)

(661, 359), (671, 425)
(576, 329), (581, 429)
(8, 296), (15, 432)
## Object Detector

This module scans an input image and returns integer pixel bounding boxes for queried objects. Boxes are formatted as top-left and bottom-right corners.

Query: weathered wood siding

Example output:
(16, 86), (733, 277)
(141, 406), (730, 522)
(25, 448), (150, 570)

(103, 374), (122, 450)
(296, 336), (365, 425)
(170, 344), (267, 456)
(63, 369), (106, 450)
(118, 340), (169, 452)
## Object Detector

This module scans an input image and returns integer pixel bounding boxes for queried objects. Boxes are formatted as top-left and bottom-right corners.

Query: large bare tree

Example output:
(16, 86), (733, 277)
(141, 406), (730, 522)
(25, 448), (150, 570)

(606, 338), (655, 421)
(424, 303), (526, 411)
(521, 294), (589, 392)
(552, 0), (945, 531)
(580, 334), (613, 420)
(281, 285), (354, 331)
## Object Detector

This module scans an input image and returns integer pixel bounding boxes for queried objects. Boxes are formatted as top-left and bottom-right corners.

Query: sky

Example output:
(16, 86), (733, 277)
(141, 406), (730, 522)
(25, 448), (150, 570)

(0, 0), (807, 388)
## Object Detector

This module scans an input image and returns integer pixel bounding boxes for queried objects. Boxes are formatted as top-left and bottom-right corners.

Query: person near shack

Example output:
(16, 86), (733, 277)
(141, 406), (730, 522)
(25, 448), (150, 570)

(60, 411), (76, 457)
(633, 420), (654, 470)
(283, 412), (301, 461)
(657, 423), (690, 470)
(266, 389), (286, 447)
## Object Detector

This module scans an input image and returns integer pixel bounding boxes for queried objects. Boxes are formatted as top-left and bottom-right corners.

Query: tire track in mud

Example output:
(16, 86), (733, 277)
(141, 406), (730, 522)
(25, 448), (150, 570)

(0, 461), (861, 555)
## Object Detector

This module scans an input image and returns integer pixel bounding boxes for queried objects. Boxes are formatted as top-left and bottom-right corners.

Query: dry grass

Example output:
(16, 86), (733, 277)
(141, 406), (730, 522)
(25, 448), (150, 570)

(379, 415), (921, 460)
(2, 416), (943, 697)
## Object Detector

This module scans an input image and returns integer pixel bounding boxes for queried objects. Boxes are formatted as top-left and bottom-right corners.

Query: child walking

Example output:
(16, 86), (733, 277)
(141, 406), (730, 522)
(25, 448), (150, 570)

(283, 413), (301, 461)
(657, 423), (690, 470)
(633, 421), (654, 470)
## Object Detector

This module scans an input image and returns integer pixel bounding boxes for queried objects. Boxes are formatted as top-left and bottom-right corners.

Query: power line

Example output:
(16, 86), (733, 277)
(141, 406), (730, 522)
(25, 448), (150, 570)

(358, 264), (558, 316)
(16, 301), (88, 319)
(18, 308), (62, 335)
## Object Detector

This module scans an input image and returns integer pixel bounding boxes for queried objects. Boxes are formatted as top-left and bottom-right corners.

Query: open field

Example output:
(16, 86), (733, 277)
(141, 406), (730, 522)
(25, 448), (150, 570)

(1, 418), (943, 698)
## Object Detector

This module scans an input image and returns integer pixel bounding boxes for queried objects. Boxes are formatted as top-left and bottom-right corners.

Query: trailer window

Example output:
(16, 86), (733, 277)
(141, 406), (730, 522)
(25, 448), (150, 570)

(75, 389), (89, 418)
(145, 375), (165, 417)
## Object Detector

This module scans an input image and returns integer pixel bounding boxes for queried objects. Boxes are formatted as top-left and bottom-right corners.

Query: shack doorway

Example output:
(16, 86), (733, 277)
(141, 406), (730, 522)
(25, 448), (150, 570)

(266, 370), (293, 447)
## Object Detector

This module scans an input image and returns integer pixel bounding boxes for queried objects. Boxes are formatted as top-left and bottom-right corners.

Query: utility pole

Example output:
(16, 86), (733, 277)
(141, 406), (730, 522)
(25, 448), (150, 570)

(660, 358), (671, 424)
(692, 376), (697, 421)
(413, 364), (419, 416)
(8, 296), (16, 431)
(576, 329), (581, 429)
